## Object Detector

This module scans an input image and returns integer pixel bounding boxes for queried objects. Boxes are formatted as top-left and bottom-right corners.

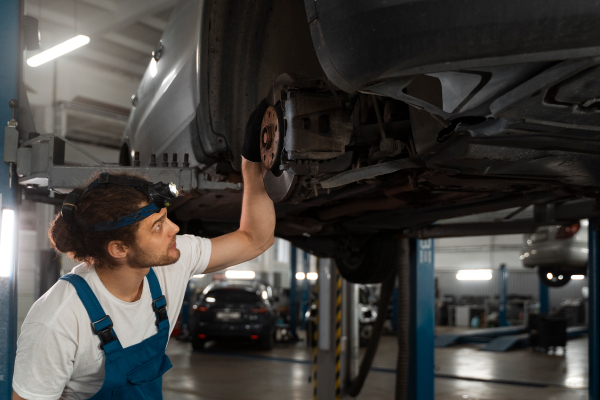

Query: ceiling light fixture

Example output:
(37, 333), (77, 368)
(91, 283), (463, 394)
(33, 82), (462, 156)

(27, 35), (90, 67)
(306, 272), (318, 281)
(225, 270), (255, 280)
(456, 269), (493, 281)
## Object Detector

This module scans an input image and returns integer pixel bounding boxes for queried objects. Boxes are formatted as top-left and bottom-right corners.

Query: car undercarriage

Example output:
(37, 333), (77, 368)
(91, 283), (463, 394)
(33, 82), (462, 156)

(118, 0), (600, 281)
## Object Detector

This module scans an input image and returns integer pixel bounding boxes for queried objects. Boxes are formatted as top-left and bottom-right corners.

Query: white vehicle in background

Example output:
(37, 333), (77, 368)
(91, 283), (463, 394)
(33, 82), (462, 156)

(520, 220), (588, 287)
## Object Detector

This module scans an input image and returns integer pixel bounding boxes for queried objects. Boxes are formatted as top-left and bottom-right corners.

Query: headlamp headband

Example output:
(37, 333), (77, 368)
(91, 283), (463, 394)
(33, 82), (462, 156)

(61, 172), (179, 231)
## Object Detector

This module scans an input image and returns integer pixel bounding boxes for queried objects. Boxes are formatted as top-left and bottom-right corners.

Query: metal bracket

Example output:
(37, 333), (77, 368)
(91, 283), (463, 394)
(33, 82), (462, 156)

(9, 133), (242, 194)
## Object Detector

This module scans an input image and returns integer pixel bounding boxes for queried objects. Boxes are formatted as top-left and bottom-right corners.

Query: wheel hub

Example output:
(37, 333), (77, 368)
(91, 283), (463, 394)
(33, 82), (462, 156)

(260, 105), (282, 170)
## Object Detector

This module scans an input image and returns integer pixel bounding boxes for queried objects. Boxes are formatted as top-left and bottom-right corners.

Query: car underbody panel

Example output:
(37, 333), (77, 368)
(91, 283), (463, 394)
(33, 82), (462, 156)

(123, 0), (600, 259)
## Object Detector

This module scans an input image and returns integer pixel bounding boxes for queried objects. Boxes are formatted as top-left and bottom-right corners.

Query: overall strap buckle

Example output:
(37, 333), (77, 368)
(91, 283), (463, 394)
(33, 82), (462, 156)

(152, 295), (168, 327)
(91, 315), (118, 349)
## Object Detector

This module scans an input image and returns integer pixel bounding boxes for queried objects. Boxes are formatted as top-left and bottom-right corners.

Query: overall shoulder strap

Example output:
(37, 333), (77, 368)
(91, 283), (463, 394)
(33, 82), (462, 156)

(146, 268), (169, 331)
(60, 273), (122, 355)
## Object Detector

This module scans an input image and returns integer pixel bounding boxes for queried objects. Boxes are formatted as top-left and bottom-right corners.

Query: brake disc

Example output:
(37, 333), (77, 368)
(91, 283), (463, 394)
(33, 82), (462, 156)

(260, 105), (284, 171)
(260, 74), (301, 203)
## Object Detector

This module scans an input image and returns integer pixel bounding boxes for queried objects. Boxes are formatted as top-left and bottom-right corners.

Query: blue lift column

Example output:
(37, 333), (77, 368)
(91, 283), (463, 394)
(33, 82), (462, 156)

(498, 264), (509, 327)
(408, 238), (435, 400)
(539, 280), (550, 314)
(0, 0), (19, 397)
(289, 245), (298, 339)
(588, 219), (599, 400)
(300, 251), (309, 329)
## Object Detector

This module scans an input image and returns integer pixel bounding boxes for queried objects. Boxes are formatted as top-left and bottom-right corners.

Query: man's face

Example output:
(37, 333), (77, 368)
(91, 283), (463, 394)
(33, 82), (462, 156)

(127, 208), (181, 268)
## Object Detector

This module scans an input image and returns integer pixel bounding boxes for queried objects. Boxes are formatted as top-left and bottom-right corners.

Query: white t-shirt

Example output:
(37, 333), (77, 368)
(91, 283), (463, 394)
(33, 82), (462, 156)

(12, 234), (211, 400)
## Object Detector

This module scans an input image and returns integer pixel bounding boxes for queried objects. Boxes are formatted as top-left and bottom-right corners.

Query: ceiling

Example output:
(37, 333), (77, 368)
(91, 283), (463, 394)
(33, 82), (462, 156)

(24, 0), (177, 79)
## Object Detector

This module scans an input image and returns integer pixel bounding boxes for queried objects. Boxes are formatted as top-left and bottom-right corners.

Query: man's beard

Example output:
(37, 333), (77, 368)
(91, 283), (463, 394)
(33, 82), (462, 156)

(129, 239), (181, 268)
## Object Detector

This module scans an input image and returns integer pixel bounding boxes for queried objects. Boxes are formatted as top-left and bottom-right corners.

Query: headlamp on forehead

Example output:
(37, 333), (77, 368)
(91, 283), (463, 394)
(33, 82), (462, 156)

(61, 172), (179, 231)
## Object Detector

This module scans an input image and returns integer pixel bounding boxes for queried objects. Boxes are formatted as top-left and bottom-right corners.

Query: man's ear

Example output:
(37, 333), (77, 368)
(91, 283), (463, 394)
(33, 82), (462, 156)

(106, 240), (129, 260)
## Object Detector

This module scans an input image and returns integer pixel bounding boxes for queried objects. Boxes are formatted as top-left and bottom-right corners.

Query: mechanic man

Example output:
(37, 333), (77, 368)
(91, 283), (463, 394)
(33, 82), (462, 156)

(12, 101), (272, 400)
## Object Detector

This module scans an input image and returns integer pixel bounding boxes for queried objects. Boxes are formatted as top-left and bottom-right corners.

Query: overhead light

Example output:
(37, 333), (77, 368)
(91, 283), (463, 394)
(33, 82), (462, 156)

(581, 248), (589, 254)
(27, 35), (90, 67)
(572, 275), (585, 280)
(192, 274), (205, 278)
(547, 272), (554, 280)
(295, 272), (306, 280)
(306, 272), (318, 281)
(149, 58), (158, 77)
(262, 291), (268, 300)
(0, 210), (15, 277)
(205, 297), (216, 303)
(225, 270), (255, 280)
(456, 269), (493, 281)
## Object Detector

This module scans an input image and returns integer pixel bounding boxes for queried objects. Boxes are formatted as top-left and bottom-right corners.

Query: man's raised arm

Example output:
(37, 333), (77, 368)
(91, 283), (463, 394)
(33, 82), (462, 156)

(205, 100), (276, 272)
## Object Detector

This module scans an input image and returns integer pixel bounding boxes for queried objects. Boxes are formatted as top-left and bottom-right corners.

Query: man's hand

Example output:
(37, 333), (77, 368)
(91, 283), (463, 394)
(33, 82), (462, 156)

(206, 100), (275, 272)
(241, 98), (268, 163)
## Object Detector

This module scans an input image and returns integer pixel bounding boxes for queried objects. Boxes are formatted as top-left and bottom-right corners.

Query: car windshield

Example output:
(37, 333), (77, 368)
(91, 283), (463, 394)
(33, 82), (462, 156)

(205, 289), (261, 304)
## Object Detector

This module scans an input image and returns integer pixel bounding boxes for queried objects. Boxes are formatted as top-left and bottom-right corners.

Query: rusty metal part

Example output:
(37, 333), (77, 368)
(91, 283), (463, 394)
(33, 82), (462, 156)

(260, 105), (283, 170)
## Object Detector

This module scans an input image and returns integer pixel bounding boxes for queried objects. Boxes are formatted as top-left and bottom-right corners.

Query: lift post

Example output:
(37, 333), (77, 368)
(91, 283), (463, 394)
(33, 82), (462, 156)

(289, 245), (298, 339)
(589, 219), (599, 400)
(498, 264), (509, 327)
(407, 238), (435, 400)
(315, 258), (342, 400)
(539, 280), (549, 314)
(301, 251), (309, 329)
(0, 0), (19, 396)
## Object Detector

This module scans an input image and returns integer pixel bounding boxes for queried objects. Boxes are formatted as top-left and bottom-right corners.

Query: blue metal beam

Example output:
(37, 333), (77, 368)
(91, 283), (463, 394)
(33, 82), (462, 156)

(0, 0), (19, 397)
(498, 264), (509, 327)
(289, 245), (298, 339)
(300, 251), (309, 329)
(589, 219), (599, 400)
(539, 280), (549, 314)
(408, 238), (435, 400)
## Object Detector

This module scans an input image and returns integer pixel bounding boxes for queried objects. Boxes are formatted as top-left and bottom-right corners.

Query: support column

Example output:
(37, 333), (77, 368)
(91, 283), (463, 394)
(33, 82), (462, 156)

(316, 258), (341, 400)
(301, 251), (309, 329)
(0, 0), (19, 397)
(539, 280), (549, 314)
(498, 264), (508, 326)
(588, 219), (599, 400)
(289, 245), (298, 339)
(407, 238), (435, 400)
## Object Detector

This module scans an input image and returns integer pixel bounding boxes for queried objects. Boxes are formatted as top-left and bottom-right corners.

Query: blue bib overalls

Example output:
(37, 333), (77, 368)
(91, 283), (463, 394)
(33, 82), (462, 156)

(60, 268), (172, 399)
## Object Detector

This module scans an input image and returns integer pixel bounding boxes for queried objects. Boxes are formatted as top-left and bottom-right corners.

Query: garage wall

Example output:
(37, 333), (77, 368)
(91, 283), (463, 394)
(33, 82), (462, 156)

(435, 234), (524, 271)
(436, 269), (587, 310)
(24, 57), (140, 109)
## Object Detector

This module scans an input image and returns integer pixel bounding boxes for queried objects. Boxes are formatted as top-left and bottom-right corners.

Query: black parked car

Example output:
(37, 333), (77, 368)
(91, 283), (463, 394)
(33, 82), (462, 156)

(190, 280), (277, 351)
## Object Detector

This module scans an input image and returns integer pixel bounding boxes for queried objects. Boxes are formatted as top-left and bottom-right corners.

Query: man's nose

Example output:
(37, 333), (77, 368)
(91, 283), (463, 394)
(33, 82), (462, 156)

(167, 218), (180, 235)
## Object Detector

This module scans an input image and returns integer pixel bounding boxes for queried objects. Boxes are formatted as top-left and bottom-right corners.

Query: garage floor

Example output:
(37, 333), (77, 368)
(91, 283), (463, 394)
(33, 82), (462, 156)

(162, 331), (589, 400)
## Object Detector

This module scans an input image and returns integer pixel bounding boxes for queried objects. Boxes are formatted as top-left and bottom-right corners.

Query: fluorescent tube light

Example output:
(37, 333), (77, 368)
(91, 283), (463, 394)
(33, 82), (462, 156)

(456, 269), (493, 281)
(149, 58), (158, 77)
(0, 210), (15, 277)
(572, 275), (585, 280)
(225, 270), (255, 280)
(306, 272), (318, 281)
(27, 35), (90, 67)
(295, 272), (305, 280)
(192, 274), (205, 278)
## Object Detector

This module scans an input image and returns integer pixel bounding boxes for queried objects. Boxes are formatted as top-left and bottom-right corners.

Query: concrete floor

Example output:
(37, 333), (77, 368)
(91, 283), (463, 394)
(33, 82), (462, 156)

(162, 331), (589, 400)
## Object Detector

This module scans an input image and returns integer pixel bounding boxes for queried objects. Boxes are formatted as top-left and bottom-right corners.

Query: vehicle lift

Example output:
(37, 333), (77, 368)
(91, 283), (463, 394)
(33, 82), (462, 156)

(1, 4), (600, 399)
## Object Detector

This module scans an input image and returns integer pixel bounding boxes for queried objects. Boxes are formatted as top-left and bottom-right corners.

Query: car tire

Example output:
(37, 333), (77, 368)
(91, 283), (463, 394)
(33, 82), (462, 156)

(191, 337), (206, 351)
(259, 330), (275, 351)
(335, 235), (399, 283)
(538, 267), (572, 287)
